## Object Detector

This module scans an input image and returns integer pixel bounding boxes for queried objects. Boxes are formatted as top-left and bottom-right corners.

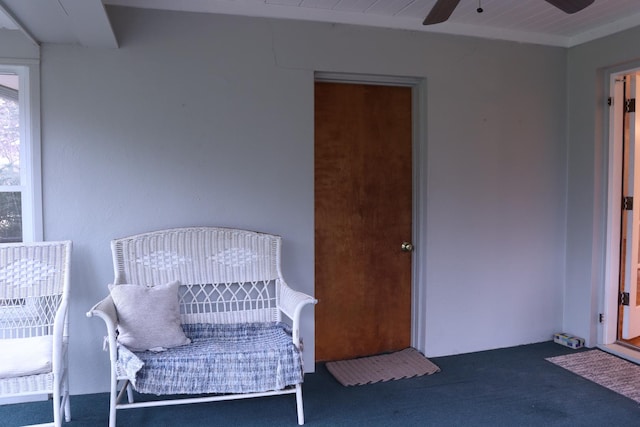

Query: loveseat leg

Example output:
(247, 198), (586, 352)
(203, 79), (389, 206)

(109, 379), (119, 427)
(109, 398), (116, 427)
(53, 386), (61, 427)
(126, 383), (134, 403)
(296, 384), (305, 425)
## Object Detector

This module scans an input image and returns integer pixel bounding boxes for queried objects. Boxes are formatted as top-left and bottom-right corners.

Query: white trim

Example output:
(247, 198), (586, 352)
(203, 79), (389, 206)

(0, 61), (42, 242)
(27, 62), (42, 241)
(314, 72), (422, 88)
(411, 79), (427, 353)
(599, 343), (640, 365)
(602, 72), (625, 346)
(569, 11), (640, 48)
(601, 63), (640, 354)
(313, 72), (427, 353)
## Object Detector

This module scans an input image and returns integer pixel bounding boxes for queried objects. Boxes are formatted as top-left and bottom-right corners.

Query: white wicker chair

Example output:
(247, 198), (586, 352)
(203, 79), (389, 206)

(87, 227), (317, 427)
(0, 240), (72, 427)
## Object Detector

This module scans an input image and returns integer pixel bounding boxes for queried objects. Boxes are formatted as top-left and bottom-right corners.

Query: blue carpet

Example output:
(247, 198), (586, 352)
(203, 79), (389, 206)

(2, 341), (639, 426)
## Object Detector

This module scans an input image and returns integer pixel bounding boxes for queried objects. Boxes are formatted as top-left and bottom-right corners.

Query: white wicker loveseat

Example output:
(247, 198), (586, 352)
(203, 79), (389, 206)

(86, 227), (317, 427)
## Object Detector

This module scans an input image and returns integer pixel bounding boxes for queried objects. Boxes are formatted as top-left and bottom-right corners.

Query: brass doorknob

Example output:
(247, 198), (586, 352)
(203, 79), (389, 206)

(401, 242), (414, 252)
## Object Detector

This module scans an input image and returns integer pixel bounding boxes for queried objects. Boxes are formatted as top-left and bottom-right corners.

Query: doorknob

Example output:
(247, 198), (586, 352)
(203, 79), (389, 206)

(401, 242), (414, 252)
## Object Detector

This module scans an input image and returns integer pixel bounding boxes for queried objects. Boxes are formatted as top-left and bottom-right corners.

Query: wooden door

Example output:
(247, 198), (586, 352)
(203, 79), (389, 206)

(314, 81), (413, 362)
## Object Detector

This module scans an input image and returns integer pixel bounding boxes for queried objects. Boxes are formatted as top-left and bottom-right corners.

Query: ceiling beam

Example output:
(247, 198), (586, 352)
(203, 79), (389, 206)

(0, 0), (117, 48)
(59, 0), (118, 48)
(0, 1), (39, 47)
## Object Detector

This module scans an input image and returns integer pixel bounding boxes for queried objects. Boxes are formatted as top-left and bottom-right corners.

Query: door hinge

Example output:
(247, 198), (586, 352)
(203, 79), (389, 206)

(598, 313), (604, 323)
(623, 196), (633, 210)
(626, 98), (636, 113)
(620, 292), (630, 306)
(608, 97), (612, 106)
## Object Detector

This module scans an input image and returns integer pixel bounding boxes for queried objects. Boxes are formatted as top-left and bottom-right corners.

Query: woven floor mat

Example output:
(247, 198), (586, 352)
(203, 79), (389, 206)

(325, 347), (440, 387)
(546, 349), (640, 403)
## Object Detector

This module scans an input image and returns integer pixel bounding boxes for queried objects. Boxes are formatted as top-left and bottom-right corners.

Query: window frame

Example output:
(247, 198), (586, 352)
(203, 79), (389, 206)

(0, 61), (42, 242)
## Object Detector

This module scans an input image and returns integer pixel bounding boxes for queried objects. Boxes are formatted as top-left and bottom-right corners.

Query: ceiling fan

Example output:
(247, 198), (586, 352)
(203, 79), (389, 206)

(423, 0), (595, 25)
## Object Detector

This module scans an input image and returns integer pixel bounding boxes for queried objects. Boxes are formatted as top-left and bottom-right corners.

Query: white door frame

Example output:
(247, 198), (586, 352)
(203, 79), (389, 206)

(621, 74), (640, 339)
(601, 64), (640, 359)
(313, 71), (428, 353)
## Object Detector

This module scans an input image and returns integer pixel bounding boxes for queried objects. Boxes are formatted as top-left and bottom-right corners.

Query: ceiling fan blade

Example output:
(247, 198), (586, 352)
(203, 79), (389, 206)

(423, 0), (461, 25)
(544, 0), (595, 14)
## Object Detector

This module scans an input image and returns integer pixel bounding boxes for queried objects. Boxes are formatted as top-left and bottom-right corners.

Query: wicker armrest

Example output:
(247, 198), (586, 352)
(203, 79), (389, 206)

(86, 294), (119, 361)
(278, 282), (317, 347)
(87, 294), (117, 324)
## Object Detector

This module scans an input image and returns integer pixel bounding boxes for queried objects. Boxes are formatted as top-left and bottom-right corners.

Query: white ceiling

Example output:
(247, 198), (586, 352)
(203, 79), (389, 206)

(2, 0), (640, 48)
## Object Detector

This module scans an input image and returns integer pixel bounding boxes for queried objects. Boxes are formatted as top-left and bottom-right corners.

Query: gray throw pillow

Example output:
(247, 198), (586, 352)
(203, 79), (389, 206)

(109, 280), (191, 352)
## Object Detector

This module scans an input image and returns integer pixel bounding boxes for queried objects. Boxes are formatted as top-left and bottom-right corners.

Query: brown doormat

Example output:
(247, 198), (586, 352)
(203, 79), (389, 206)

(325, 347), (441, 386)
(546, 349), (640, 403)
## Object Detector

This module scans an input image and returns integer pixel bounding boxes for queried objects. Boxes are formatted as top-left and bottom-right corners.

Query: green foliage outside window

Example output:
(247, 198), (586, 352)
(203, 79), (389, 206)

(0, 191), (20, 242)
(0, 96), (19, 185)
(0, 93), (21, 242)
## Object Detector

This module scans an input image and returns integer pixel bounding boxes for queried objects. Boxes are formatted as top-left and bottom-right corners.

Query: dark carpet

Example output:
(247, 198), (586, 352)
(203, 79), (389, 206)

(2, 341), (639, 426)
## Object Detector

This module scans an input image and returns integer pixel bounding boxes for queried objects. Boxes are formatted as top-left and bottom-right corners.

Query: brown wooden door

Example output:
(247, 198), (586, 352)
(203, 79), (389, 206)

(314, 81), (413, 362)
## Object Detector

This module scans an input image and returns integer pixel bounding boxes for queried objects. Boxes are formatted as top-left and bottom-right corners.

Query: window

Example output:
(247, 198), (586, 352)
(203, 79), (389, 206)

(0, 64), (41, 242)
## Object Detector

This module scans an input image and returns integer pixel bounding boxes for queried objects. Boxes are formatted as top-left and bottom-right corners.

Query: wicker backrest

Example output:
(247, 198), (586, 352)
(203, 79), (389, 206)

(111, 227), (283, 324)
(0, 241), (72, 339)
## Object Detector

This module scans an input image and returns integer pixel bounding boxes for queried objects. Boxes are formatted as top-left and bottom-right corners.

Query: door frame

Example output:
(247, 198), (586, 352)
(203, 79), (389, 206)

(314, 71), (427, 352)
(601, 63), (640, 361)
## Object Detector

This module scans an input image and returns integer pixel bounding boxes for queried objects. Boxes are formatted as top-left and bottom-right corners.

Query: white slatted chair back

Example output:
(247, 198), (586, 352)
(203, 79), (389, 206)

(111, 227), (283, 324)
(0, 241), (71, 340)
(0, 241), (72, 427)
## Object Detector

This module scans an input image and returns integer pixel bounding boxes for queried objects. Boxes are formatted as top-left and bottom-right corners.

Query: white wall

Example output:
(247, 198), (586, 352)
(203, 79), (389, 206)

(564, 26), (640, 347)
(39, 6), (568, 394)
